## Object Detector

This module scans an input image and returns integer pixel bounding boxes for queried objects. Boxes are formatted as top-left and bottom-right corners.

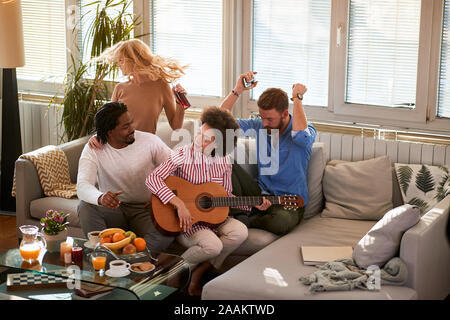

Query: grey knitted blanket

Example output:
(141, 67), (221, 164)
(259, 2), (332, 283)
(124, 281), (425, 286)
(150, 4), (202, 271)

(299, 257), (408, 293)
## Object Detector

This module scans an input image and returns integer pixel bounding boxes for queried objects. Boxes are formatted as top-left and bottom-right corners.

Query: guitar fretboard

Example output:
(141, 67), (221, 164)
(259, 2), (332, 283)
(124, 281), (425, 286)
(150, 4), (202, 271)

(211, 196), (280, 207)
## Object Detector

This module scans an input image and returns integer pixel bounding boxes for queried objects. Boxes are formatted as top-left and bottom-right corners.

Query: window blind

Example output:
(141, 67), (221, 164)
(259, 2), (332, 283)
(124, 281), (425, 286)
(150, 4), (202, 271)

(438, 0), (450, 118)
(346, 0), (421, 108)
(150, 0), (223, 97)
(252, 0), (331, 106)
(16, 0), (66, 81)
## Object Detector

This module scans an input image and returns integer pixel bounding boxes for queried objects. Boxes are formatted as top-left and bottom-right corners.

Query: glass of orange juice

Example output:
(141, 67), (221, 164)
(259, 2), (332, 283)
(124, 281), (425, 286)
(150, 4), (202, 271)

(91, 252), (107, 274)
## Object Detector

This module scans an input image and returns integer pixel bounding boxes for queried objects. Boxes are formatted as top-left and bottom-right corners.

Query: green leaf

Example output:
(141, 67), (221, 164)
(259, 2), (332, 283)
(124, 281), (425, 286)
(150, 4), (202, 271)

(407, 197), (429, 214)
(415, 165), (435, 195)
(434, 174), (450, 202)
(397, 165), (413, 195)
(438, 165), (449, 175)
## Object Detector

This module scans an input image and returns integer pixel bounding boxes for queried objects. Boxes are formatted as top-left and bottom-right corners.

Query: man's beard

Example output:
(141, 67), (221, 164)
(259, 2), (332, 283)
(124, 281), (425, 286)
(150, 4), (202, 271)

(264, 118), (284, 134)
(125, 131), (135, 145)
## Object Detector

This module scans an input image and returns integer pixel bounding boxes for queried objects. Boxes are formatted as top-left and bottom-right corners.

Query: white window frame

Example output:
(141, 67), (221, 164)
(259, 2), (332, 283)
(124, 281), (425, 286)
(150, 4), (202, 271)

(16, 0), (450, 135)
(17, 0), (78, 95)
(332, 0), (429, 123)
(144, 0), (238, 110)
(240, 0), (450, 134)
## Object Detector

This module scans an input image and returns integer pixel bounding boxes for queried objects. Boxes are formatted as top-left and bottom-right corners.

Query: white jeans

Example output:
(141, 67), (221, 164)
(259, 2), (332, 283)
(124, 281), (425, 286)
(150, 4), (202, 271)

(177, 218), (248, 269)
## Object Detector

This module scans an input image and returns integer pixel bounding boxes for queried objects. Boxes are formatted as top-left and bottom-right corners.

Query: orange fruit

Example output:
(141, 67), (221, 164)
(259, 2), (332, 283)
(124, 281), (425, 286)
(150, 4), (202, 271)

(100, 236), (112, 244)
(112, 232), (126, 243)
(133, 238), (146, 252)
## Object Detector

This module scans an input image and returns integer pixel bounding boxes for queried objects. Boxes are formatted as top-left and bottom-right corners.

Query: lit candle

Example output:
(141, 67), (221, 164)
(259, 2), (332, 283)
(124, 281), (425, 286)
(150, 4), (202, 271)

(60, 241), (72, 262)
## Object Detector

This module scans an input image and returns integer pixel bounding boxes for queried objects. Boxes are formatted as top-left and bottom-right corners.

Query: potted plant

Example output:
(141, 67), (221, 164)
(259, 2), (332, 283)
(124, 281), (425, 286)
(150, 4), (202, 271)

(40, 209), (70, 253)
(51, 0), (141, 142)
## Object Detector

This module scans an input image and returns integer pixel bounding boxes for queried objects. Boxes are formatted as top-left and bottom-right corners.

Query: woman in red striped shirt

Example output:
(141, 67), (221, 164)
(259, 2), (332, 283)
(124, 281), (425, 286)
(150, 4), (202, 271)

(146, 107), (270, 296)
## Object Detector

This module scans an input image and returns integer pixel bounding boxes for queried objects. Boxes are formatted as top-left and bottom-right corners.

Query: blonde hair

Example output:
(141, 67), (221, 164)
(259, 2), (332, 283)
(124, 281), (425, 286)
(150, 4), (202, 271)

(95, 38), (188, 83)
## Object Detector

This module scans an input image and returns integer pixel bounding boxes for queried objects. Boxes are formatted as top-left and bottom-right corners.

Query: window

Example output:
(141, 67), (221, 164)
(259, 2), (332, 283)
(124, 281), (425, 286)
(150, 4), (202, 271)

(346, 0), (421, 108)
(438, 0), (450, 118)
(79, 0), (134, 80)
(252, 0), (331, 107)
(15, 0), (450, 133)
(150, 0), (223, 97)
(17, 0), (66, 82)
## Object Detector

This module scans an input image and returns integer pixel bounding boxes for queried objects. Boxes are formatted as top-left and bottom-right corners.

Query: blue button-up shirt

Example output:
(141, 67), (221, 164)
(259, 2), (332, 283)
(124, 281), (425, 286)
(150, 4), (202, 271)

(237, 116), (316, 206)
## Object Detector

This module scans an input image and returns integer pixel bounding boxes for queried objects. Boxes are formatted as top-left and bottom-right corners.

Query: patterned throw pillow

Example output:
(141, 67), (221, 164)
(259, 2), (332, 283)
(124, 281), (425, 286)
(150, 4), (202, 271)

(394, 163), (450, 213)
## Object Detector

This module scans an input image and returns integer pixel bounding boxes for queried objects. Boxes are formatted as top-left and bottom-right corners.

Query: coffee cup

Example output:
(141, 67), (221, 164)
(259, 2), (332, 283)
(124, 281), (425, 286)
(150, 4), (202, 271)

(88, 231), (101, 245)
(109, 260), (130, 274)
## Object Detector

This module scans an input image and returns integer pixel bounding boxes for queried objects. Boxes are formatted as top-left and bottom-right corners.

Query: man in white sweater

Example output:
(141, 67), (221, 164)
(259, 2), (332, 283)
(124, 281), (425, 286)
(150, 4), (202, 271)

(77, 101), (174, 251)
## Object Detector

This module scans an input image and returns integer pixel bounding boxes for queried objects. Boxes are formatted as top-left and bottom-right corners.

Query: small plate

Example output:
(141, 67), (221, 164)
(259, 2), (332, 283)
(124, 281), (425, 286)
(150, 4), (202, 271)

(105, 269), (130, 278)
(129, 262), (156, 274)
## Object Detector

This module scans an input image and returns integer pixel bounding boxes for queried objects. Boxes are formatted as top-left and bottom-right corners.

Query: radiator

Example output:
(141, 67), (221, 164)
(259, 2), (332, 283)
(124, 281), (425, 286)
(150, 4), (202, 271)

(18, 100), (66, 153)
(9, 101), (450, 167)
(317, 132), (450, 166)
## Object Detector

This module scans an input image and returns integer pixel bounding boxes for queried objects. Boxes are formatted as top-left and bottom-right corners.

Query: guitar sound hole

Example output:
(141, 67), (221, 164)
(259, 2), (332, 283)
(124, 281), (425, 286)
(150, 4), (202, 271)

(198, 196), (213, 209)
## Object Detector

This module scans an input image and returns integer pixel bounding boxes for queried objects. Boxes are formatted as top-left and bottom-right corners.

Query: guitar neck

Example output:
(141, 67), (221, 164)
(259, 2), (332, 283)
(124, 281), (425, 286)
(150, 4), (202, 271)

(211, 196), (280, 207)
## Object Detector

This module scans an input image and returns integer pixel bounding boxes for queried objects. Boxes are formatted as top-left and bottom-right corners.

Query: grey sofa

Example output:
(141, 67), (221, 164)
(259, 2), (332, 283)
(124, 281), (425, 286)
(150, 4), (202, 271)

(14, 120), (450, 300)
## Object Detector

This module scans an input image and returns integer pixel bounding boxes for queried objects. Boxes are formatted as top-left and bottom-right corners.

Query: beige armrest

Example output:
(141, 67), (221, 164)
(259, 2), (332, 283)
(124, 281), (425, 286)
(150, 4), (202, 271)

(400, 195), (450, 300)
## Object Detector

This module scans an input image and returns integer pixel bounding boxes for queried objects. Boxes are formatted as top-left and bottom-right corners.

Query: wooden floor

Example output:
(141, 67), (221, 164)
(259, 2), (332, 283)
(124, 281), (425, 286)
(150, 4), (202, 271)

(0, 215), (18, 253)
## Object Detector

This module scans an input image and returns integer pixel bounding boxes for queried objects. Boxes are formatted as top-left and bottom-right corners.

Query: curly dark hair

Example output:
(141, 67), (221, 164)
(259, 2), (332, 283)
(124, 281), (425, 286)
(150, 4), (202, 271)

(257, 88), (289, 113)
(200, 107), (240, 156)
(94, 101), (128, 144)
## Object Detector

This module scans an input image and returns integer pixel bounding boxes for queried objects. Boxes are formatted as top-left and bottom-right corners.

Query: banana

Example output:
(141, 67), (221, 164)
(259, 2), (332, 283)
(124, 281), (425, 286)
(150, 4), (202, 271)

(102, 236), (132, 251)
(99, 228), (125, 238)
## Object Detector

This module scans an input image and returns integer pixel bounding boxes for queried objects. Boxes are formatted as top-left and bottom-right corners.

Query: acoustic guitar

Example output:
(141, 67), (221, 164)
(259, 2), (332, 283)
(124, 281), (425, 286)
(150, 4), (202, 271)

(151, 176), (304, 233)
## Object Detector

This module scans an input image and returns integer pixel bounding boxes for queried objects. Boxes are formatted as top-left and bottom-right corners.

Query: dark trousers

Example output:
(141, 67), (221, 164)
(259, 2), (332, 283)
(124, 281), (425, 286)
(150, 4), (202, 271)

(77, 201), (174, 252)
(230, 162), (304, 236)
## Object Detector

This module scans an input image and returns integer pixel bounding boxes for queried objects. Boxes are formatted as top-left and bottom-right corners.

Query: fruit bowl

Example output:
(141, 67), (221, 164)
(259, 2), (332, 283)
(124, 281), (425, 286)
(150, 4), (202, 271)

(98, 228), (147, 259)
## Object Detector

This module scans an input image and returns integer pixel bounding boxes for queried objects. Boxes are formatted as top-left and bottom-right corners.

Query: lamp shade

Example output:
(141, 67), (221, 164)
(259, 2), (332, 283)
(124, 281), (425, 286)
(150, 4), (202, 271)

(0, 0), (25, 68)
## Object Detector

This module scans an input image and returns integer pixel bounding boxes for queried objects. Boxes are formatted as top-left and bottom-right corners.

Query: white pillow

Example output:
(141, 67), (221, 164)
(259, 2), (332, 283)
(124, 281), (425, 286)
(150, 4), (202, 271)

(353, 204), (421, 269)
(321, 155), (393, 220)
(394, 163), (450, 214)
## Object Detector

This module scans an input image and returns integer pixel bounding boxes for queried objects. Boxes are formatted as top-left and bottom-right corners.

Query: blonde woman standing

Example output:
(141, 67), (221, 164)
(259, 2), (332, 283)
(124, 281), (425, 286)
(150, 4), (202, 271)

(89, 39), (188, 148)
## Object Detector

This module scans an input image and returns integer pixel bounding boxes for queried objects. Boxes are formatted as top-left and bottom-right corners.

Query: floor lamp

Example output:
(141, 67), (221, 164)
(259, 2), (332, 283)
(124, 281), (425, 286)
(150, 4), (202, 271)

(0, 0), (25, 212)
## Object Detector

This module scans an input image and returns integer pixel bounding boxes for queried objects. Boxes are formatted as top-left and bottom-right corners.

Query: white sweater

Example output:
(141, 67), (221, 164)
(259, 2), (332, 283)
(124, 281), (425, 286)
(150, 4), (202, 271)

(76, 130), (171, 205)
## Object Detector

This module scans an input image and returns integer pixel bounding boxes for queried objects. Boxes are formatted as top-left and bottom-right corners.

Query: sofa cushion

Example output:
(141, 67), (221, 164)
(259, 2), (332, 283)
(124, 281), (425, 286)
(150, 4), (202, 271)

(324, 160), (403, 208)
(30, 197), (81, 228)
(353, 204), (421, 269)
(394, 163), (449, 214)
(59, 136), (90, 183)
(321, 155), (393, 220)
(232, 228), (280, 256)
(202, 215), (417, 300)
(155, 119), (196, 149)
(303, 142), (326, 219)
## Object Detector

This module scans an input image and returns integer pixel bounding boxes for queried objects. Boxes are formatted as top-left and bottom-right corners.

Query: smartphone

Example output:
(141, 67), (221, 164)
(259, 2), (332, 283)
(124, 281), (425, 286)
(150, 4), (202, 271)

(243, 77), (256, 88)
(174, 90), (191, 109)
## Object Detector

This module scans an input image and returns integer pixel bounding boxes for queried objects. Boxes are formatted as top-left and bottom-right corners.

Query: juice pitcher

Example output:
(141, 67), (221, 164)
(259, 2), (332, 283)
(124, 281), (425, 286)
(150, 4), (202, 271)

(19, 225), (47, 262)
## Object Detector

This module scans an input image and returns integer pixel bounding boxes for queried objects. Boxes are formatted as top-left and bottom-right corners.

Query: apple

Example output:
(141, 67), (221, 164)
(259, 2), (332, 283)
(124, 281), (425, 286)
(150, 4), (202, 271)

(122, 243), (137, 255)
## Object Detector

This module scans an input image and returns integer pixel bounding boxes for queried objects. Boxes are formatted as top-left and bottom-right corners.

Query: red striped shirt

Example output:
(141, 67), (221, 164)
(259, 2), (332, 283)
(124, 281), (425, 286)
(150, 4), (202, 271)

(145, 143), (250, 237)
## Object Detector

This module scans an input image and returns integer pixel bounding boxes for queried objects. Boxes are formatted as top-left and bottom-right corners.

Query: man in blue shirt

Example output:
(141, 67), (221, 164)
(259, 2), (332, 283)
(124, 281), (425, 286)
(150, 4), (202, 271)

(220, 71), (317, 235)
